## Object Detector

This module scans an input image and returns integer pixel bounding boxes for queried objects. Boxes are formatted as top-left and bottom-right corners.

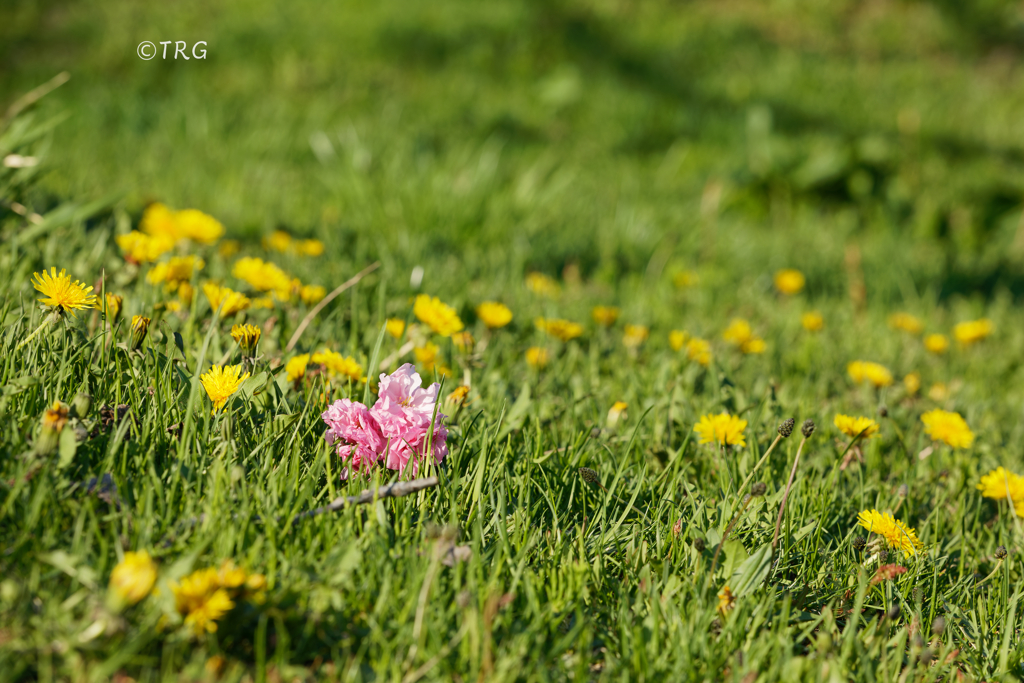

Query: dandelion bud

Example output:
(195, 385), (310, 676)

(852, 537), (866, 551)
(931, 616), (945, 636)
(898, 484), (909, 498)
(693, 538), (706, 552)
(35, 400), (69, 455)
(129, 315), (150, 351)
(231, 324), (261, 371)
(750, 482), (767, 497)
(71, 392), (92, 419)
(801, 419), (816, 438)
(778, 418), (795, 438)
(878, 405), (889, 418)
(579, 467), (600, 485)
(878, 548), (888, 563)
(103, 293), (123, 326)
(995, 545), (1008, 559)
(887, 603), (901, 620)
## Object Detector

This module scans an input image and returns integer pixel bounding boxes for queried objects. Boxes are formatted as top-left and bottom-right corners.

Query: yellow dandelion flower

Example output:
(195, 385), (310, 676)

(170, 567), (239, 634)
(623, 324), (649, 349)
(928, 383), (949, 402)
(888, 313), (923, 335)
(31, 268), (97, 316)
(774, 268), (805, 295)
(177, 282), (194, 306)
(903, 372), (920, 395)
(232, 257), (293, 298)
(146, 256), (204, 289)
(41, 400), (69, 433)
(295, 239), (324, 257)
(252, 296), (275, 309)
(116, 231), (175, 263)
(977, 467), (1024, 502)
(921, 409), (973, 448)
(923, 334), (948, 354)
(414, 294), (464, 337)
(109, 550), (157, 606)
(607, 401), (628, 428)
(184, 587), (233, 635)
(447, 385), (471, 406)
(263, 230), (292, 252)
(694, 413), (747, 447)
(592, 306), (620, 327)
(175, 209), (224, 245)
(476, 301), (513, 329)
(202, 282), (251, 317)
(452, 331), (474, 352)
(673, 270), (699, 289)
(686, 338), (712, 366)
(847, 360), (893, 388)
(525, 272), (560, 297)
(535, 317), (584, 342)
(218, 239), (241, 259)
(199, 365), (250, 413)
(414, 343), (440, 370)
(140, 203), (180, 239)
(722, 318), (764, 353)
(801, 311), (824, 332)
(669, 330), (688, 351)
(285, 354), (310, 383)
(717, 585), (736, 616)
(856, 509), (924, 556)
(231, 324), (261, 357)
(954, 319), (993, 346)
(526, 346), (549, 368)
(386, 318), (406, 339)
(833, 414), (879, 439)
(299, 284), (326, 305)
(311, 349), (363, 382)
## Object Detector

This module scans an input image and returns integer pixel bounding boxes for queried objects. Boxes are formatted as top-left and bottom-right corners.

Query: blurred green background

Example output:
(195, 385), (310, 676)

(5, 0), (1024, 304)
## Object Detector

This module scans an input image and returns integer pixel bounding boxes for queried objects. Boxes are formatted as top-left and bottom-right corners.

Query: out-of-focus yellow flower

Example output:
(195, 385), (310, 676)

(147, 256), (205, 290)
(164, 300), (183, 313)
(888, 313), (923, 335)
(476, 302), (513, 329)
(687, 338), (712, 366)
(109, 550), (157, 607)
(252, 296), (275, 309)
(202, 283), (251, 317)
(592, 306), (620, 327)
(263, 230), (292, 252)
(722, 318), (765, 354)
(673, 271), (699, 289)
(977, 467), (1024, 503)
(526, 347), (549, 368)
(175, 209), (224, 245)
(623, 325), (649, 349)
(199, 365), (250, 413)
(386, 318), (406, 339)
(452, 331), (474, 352)
(232, 257), (294, 300)
(607, 401), (628, 428)
(140, 203), (179, 239)
(834, 414), (879, 439)
(299, 284), (326, 305)
(694, 413), (747, 447)
(312, 349), (363, 382)
(847, 360), (893, 388)
(171, 568), (234, 636)
(447, 385), (470, 408)
(414, 294), (464, 337)
(218, 239), (241, 259)
(414, 343), (440, 370)
(717, 585), (735, 616)
(928, 383), (949, 402)
(774, 269), (805, 295)
(921, 409), (973, 448)
(903, 372), (920, 395)
(669, 330), (688, 352)
(285, 354), (310, 383)
(525, 272), (560, 297)
(295, 239), (324, 257)
(924, 333), (949, 354)
(177, 282), (195, 306)
(231, 324), (261, 357)
(116, 231), (175, 264)
(857, 510), (924, 556)
(953, 319), (993, 346)
(31, 268), (98, 316)
(535, 317), (583, 342)
(801, 311), (824, 332)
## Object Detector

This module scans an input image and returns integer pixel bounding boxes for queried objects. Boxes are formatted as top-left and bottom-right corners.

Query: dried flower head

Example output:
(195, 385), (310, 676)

(750, 482), (767, 497)
(579, 467), (600, 485)
(995, 545), (1008, 559)
(31, 268), (97, 316)
(778, 418), (795, 438)
(870, 563), (907, 585)
(801, 419), (816, 438)
(852, 536), (866, 551)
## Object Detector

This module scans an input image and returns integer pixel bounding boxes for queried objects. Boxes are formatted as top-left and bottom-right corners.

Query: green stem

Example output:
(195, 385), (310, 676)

(14, 311), (58, 352)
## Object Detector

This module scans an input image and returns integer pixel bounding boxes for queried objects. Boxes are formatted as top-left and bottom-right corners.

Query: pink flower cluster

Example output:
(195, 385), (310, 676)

(322, 364), (448, 478)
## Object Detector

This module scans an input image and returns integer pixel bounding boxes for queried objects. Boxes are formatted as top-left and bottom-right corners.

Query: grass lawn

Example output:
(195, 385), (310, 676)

(3, 0), (1024, 680)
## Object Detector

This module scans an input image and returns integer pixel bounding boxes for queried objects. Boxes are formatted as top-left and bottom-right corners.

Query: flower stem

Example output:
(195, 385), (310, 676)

(14, 311), (58, 352)
(773, 434), (810, 549)
(738, 433), (783, 496)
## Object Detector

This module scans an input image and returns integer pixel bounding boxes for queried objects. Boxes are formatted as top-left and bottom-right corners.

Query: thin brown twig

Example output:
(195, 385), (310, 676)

(2, 71), (70, 128)
(291, 476), (439, 522)
(284, 261), (380, 352)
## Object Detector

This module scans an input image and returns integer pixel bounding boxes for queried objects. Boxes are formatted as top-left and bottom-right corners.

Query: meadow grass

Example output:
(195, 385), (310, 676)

(3, 0), (1024, 681)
